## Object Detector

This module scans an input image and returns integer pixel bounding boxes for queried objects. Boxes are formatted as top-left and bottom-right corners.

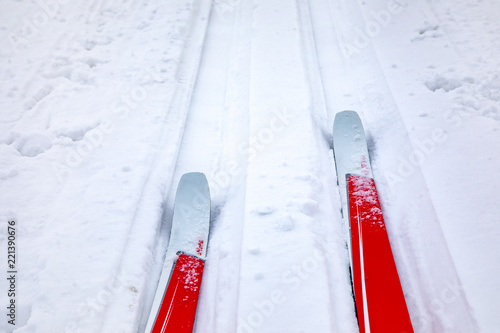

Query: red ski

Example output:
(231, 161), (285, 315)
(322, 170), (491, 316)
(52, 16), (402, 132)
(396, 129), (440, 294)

(150, 253), (205, 333)
(333, 111), (413, 333)
(348, 175), (413, 332)
(146, 173), (211, 333)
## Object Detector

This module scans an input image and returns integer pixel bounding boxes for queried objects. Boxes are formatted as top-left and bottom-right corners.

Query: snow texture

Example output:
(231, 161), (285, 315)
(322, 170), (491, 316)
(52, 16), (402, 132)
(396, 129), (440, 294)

(1, 0), (499, 332)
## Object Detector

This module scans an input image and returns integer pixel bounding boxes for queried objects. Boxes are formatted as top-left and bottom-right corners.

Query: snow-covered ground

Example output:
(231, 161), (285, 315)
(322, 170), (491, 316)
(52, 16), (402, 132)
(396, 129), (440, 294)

(1, 0), (499, 332)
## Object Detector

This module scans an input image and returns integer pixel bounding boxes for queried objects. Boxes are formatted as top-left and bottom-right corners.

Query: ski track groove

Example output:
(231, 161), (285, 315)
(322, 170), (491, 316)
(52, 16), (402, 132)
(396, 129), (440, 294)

(327, 0), (478, 331)
(211, 3), (252, 332)
(296, 0), (360, 331)
(155, 2), (253, 332)
(349, 0), (456, 328)
(98, 1), (213, 331)
(209, 3), (253, 332)
(233, 0), (345, 331)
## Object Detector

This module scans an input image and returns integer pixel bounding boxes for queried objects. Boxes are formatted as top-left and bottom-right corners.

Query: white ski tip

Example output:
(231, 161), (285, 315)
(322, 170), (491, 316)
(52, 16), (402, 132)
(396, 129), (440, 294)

(169, 172), (211, 259)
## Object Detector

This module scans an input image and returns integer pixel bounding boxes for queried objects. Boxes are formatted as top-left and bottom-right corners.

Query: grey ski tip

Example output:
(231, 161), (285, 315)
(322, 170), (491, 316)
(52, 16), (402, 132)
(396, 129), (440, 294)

(334, 110), (360, 123)
(180, 172), (208, 184)
(177, 172), (210, 203)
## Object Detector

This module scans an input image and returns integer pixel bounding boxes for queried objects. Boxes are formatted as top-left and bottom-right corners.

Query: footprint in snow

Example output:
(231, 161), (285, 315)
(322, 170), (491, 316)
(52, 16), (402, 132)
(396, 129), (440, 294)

(13, 133), (53, 157)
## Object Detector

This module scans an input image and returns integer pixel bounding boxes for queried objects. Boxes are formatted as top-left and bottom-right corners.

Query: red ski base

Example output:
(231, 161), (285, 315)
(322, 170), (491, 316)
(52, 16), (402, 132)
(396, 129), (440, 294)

(348, 175), (414, 333)
(151, 253), (205, 333)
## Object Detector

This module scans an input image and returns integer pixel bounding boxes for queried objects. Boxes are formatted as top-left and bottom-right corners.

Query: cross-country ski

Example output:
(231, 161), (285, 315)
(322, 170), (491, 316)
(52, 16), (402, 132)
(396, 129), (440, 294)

(145, 172), (211, 333)
(333, 111), (413, 333)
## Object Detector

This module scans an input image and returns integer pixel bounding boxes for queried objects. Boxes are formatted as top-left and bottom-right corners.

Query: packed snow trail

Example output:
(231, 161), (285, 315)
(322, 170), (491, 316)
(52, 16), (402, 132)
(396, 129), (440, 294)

(1, 0), (500, 332)
(231, 0), (360, 331)
(140, 3), (254, 332)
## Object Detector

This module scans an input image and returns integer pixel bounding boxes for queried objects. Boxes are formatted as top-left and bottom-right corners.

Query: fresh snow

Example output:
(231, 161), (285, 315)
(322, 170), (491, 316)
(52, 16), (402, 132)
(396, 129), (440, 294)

(1, 0), (499, 332)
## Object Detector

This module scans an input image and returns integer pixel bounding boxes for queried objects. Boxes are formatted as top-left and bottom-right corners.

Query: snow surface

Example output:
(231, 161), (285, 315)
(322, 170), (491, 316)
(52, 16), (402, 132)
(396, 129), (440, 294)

(1, 0), (499, 332)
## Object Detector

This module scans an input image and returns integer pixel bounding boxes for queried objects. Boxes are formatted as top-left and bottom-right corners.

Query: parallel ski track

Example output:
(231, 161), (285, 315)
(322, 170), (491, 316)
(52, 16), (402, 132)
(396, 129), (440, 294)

(199, 3), (253, 332)
(145, 2), (254, 332)
(99, 1), (213, 331)
(296, 0), (361, 331)
(102, 0), (478, 331)
(317, 0), (477, 331)
(232, 0), (354, 331)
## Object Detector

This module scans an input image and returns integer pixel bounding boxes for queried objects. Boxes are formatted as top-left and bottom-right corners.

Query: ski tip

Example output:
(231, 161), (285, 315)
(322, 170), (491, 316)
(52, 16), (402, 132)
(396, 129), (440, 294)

(177, 172), (211, 201)
(180, 172), (208, 184)
(334, 110), (360, 123)
(337, 110), (358, 116)
(333, 110), (364, 133)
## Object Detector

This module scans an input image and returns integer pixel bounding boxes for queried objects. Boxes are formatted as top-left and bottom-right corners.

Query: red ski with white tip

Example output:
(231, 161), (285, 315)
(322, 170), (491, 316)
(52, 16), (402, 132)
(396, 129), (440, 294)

(333, 111), (413, 333)
(145, 172), (211, 333)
